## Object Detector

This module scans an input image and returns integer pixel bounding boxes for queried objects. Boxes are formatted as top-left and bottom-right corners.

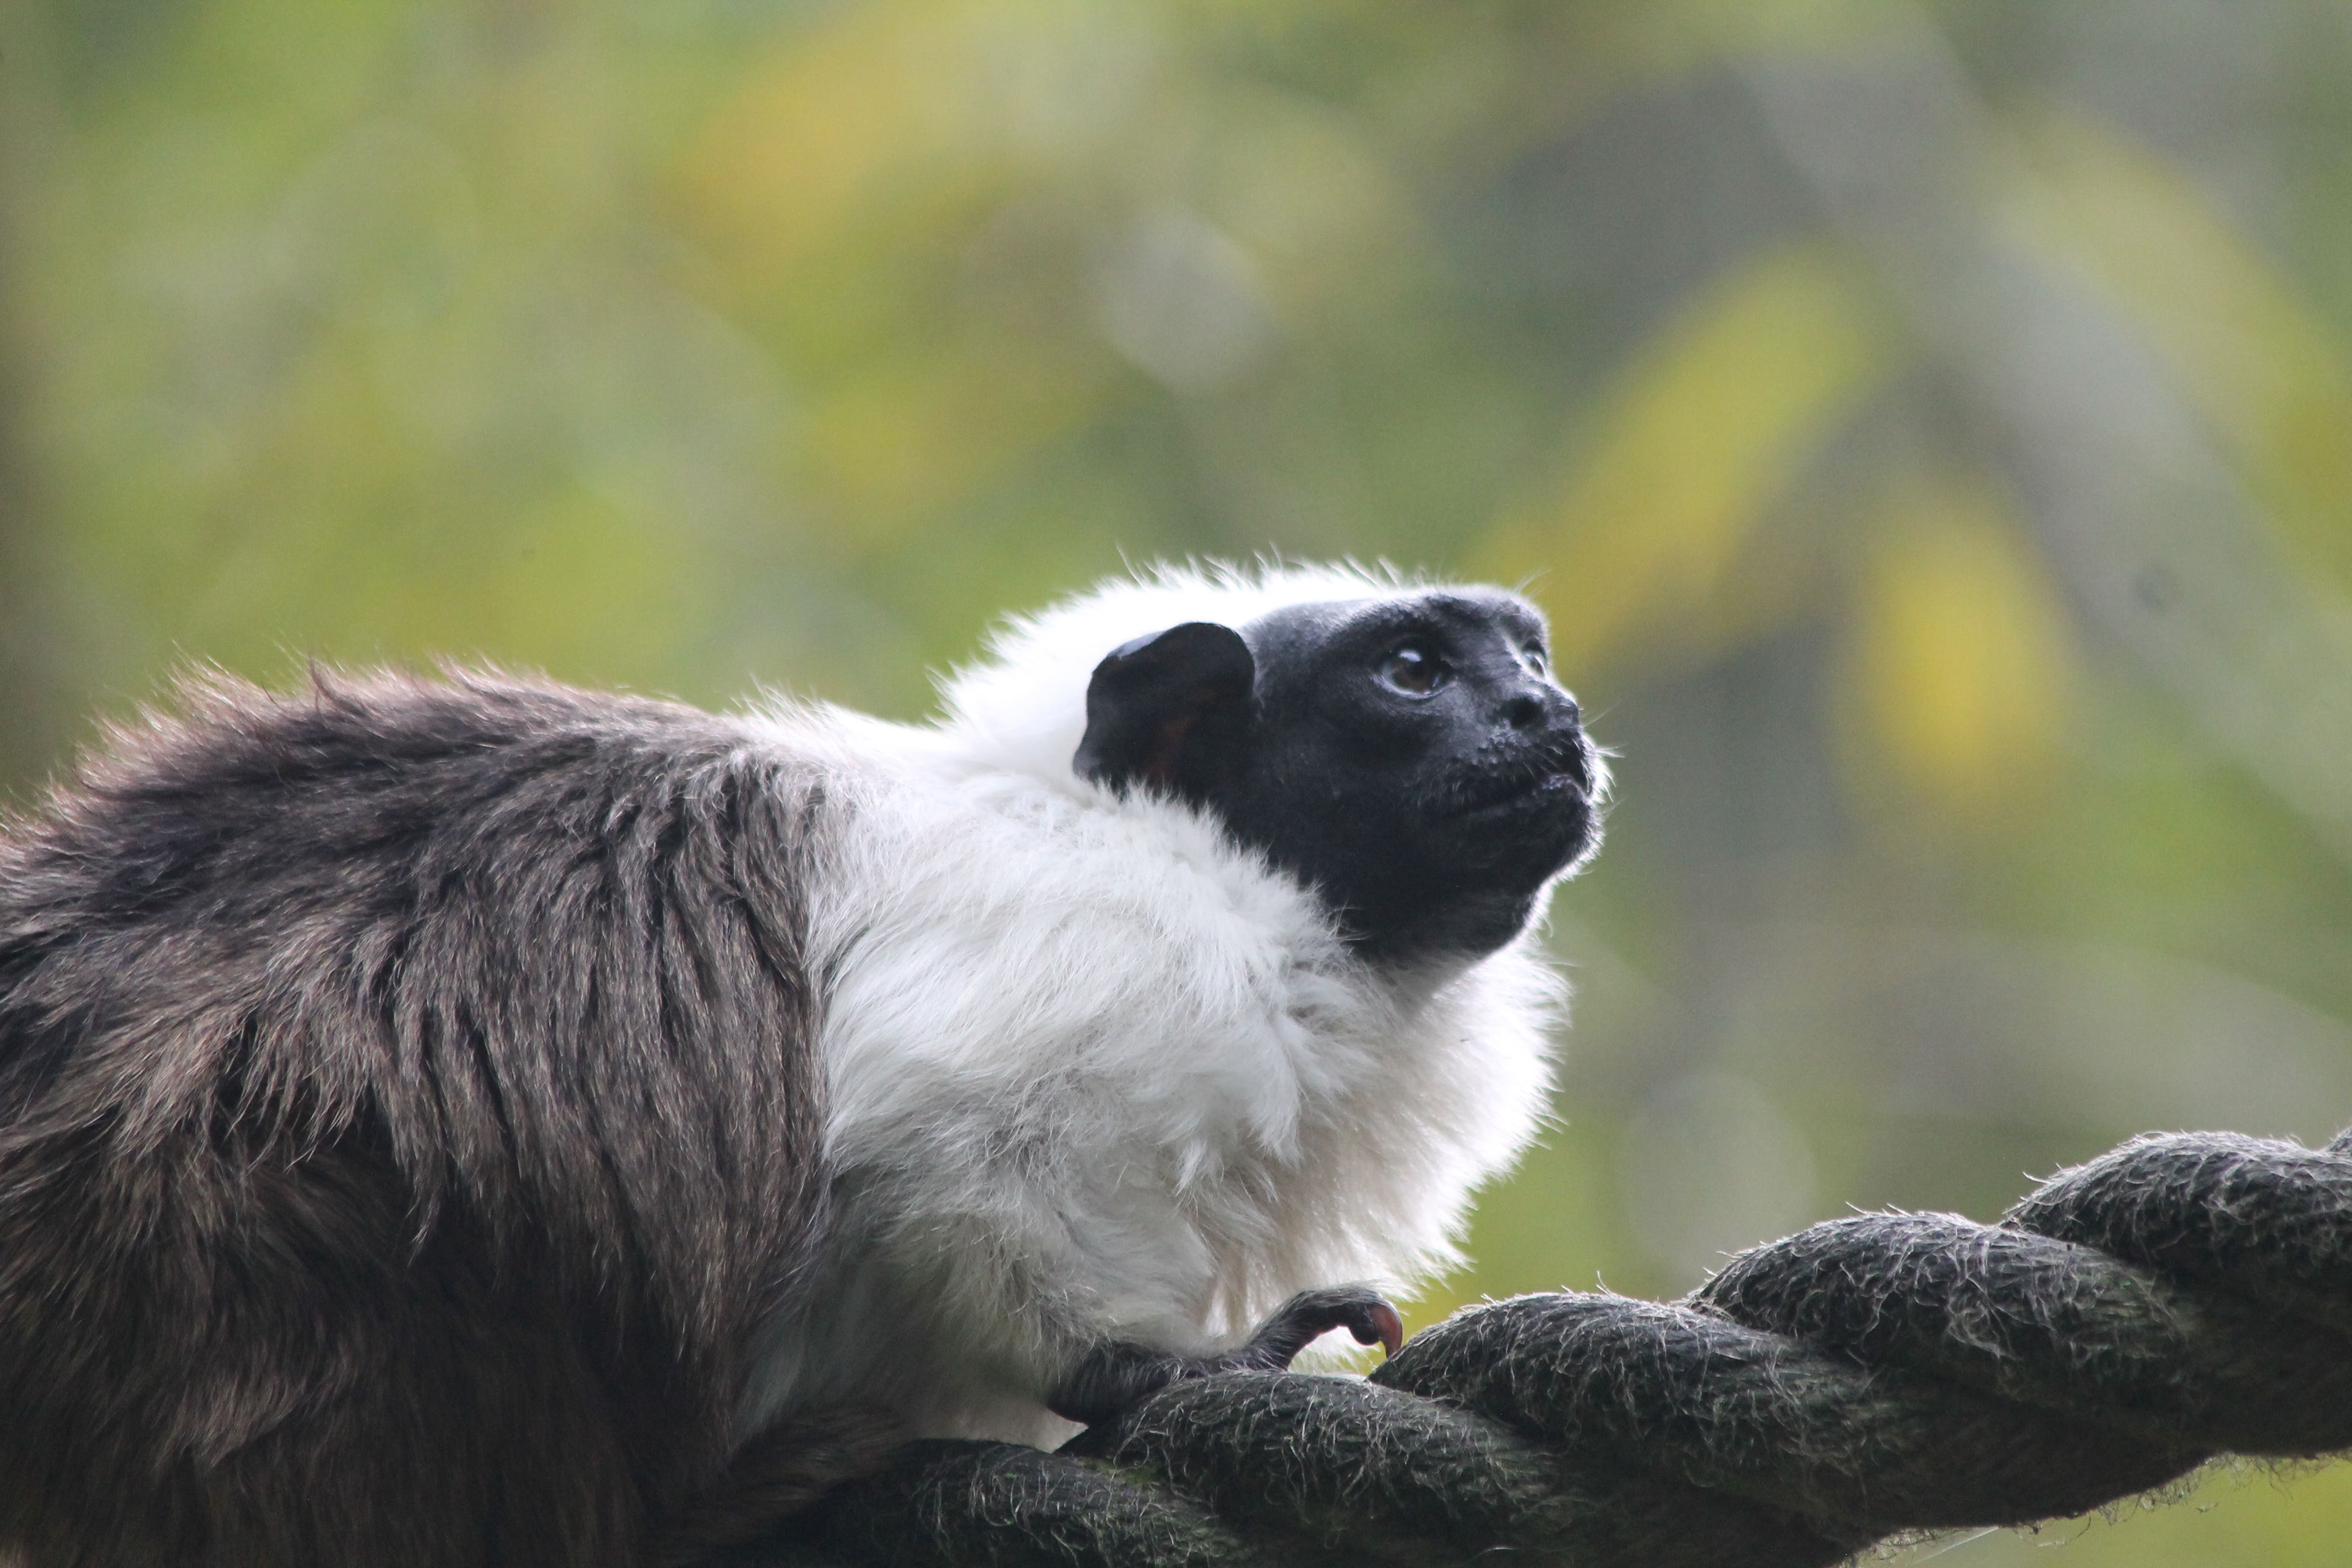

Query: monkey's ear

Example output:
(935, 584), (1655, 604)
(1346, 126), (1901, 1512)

(1072, 622), (1256, 797)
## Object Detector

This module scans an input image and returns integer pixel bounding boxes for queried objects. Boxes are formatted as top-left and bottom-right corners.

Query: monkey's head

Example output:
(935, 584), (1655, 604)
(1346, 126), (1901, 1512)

(1072, 585), (1602, 962)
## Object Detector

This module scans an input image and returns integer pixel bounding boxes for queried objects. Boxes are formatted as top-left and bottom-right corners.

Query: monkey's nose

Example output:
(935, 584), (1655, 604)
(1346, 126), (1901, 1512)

(1501, 687), (1576, 732)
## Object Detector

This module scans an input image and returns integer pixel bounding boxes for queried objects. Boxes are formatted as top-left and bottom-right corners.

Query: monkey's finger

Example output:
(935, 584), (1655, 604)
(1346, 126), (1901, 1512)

(1351, 1300), (1406, 1357)
(1245, 1285), (1394, 1365)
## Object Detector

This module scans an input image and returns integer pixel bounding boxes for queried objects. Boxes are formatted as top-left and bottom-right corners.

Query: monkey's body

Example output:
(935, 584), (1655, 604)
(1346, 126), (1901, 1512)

(0, 678), (826, 1565)
(0, 564), (1597, 1567)
(741, 706), (1558, 1447)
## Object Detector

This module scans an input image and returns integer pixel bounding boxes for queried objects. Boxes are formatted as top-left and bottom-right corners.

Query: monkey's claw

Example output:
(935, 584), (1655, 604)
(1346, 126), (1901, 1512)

(1242, 1284), (1405, 1368)
(1363, 1299), (1406, 1356)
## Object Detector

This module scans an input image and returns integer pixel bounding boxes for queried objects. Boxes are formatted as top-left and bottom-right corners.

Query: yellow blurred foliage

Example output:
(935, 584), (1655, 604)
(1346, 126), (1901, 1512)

(1999, 109), (2352, 591)
(1472, 243), (1895, 673)
(677, 1), (977, 279)
(805, 343), (1110, 535)
(673, 0), (1161, 537)
(1838, 482), (2077, 825)
(1587, 0), (1917, 82)
(676, 0), (1149, 286)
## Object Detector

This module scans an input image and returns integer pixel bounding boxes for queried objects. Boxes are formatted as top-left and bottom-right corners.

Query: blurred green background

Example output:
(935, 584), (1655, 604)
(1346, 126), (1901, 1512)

(5, 0), (2352, 1559)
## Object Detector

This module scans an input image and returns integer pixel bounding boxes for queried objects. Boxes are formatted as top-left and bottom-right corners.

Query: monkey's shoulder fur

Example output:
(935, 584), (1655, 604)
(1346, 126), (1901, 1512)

(0, 563), (1578, 1567)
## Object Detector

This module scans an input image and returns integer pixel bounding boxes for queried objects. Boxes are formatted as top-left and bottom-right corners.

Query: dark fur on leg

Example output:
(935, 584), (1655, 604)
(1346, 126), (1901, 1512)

(1047, 1286), (1404, 1427)
(0, 669), (835, 1567)
(651, 1409), (907, 1567)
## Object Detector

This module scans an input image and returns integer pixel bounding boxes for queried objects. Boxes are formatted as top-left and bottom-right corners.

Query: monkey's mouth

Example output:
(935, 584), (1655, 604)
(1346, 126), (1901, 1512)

(1440, 742), (1594, 821)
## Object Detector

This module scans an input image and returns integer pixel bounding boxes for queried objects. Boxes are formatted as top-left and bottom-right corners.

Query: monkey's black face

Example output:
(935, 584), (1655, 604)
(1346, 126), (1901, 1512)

(1072, 588), (1600, 962)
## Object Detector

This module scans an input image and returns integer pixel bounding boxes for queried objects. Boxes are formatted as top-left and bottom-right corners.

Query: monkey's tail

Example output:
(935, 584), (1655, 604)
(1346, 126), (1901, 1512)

(651, 1408), (906, 1567)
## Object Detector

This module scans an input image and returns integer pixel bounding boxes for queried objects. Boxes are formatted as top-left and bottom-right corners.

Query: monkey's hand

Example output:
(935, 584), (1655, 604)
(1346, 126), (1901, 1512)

(1046, 1285), (1404, 1427)
(1224, 1284), (1405, 1370)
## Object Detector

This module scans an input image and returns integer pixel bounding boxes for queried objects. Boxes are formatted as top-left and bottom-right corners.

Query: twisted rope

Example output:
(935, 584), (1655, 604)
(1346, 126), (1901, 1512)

(754, 1126), (2352, 1566)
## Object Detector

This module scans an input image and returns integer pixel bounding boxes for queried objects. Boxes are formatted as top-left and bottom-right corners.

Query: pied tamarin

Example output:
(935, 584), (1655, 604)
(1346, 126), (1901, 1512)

(0, 562), (1603, 1566)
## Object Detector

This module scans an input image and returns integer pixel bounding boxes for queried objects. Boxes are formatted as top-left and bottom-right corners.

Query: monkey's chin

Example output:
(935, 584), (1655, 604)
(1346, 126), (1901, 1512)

(1439, 781), (1595, 889)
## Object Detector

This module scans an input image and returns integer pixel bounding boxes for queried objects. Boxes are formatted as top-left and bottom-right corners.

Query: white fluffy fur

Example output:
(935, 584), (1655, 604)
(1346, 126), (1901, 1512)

(734, 563), (1573, 1446)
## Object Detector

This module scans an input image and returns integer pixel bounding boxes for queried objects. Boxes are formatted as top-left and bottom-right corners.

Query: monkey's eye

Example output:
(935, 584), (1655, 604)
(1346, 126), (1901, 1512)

(1376, 644), (1447, 697)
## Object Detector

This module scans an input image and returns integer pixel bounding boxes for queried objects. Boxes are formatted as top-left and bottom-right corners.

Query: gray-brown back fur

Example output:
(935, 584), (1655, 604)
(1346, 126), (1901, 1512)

(0, 668), (836, 1567)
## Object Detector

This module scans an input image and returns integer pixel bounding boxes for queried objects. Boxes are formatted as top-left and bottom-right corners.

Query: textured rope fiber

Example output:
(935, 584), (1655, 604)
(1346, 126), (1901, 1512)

(747, 1126), (2352, 1566)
